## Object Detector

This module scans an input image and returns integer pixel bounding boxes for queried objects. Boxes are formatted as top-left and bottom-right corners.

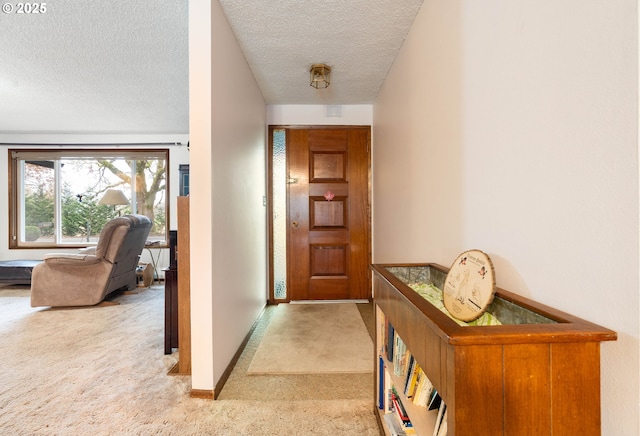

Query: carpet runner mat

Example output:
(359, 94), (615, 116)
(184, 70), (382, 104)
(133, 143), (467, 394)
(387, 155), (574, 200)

(247, 303), (373, 374)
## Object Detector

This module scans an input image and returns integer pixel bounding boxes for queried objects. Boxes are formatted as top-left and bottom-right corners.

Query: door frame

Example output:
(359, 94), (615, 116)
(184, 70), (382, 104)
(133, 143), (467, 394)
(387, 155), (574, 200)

(267, 125), (372, 304)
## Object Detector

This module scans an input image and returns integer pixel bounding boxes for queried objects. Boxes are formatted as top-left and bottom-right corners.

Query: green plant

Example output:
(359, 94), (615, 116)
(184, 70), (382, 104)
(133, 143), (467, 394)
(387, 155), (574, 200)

(25, 226), (41, 241)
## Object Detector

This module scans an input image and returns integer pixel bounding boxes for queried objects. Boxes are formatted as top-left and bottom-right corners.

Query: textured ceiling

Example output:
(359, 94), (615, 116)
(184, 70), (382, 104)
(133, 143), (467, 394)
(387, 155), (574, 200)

(0, 1), (188, 135)
(0, 1), (423, 136)
(219, 0), (424, 105)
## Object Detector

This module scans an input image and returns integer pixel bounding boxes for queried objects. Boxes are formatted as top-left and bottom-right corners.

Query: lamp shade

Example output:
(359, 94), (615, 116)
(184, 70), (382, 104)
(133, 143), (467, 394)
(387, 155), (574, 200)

(98, 189), (129, 206)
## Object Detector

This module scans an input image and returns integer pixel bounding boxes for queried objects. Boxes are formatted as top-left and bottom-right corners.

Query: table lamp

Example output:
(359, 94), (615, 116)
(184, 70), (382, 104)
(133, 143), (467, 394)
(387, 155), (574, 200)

(99, 189), (129, 216)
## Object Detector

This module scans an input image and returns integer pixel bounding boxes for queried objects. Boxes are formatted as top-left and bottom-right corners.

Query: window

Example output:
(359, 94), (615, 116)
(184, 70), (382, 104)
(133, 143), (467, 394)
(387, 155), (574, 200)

(9, 149), (169, 248)
(270, 128), (287, 300)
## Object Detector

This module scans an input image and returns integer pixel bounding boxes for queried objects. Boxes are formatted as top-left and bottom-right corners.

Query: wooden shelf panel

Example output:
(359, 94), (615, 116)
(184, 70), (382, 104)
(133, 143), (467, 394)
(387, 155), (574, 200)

(176, 196), (191, 375)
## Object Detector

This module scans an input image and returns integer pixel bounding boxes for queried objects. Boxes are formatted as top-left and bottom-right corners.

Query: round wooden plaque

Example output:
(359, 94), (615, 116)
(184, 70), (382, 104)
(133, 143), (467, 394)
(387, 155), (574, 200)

(443, 250), (496, 322)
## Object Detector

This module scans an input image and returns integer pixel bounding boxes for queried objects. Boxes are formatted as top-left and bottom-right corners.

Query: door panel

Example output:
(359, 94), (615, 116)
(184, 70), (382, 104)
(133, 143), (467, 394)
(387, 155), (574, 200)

(287, 129), (311, 298)
(288, 127), (370, 301)
(311, 198), (346, 227)
(311, 153), (346, 180)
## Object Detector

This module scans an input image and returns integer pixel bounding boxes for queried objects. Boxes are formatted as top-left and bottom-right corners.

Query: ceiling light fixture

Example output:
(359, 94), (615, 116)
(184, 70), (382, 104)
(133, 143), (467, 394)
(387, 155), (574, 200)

(310, 64), (331, 89)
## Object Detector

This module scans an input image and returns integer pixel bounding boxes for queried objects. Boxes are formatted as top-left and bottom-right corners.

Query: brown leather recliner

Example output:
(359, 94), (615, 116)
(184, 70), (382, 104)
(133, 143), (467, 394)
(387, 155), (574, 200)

(30, 214), (152, 307)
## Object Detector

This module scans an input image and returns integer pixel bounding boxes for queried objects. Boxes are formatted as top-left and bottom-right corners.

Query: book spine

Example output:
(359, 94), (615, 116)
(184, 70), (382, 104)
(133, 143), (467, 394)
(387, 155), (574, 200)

(378, 356), (385, 410)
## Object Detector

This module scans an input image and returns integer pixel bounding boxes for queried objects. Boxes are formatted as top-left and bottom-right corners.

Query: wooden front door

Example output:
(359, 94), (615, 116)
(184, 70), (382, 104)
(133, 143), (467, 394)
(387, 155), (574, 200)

(287, 127), (371, 300)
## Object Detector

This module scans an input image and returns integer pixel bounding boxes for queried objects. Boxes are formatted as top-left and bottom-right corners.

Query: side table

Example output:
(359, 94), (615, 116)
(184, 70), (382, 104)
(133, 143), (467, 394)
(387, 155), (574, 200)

(144, 244), (163, 283)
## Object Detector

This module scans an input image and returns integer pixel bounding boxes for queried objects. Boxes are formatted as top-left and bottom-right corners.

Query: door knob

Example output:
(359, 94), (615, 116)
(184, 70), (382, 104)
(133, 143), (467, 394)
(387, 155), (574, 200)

(291, 221), (299, 228)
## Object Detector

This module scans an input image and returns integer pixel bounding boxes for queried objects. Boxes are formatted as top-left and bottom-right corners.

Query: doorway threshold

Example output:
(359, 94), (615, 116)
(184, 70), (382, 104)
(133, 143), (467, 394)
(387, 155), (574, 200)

(289, 299), (370, 304)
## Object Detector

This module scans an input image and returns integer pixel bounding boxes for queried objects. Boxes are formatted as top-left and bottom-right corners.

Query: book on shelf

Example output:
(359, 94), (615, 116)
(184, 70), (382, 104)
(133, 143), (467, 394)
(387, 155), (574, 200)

(391, 388), (410, 423)
(436, 408), (448, 436)
(393, 334), (411, 377)
(392, 333), (403, 375)
(383, 322), (419, 384)
(379, 311), (387, 356)
(391, 390), (416, 434)
(404, 359), (421, 398)
(411, 367), (434, 407)
(427, 390), (442, 411)
(379, 319), (443, 435)
(395, 356), (437, 409)
(385, 320), (395, 361)
(383, 413), (409, 436)
(379, 357), (385, 410)
(402, 355), (415, 395)
(433, 402), (447, 436)
(378, 361), (393, 413)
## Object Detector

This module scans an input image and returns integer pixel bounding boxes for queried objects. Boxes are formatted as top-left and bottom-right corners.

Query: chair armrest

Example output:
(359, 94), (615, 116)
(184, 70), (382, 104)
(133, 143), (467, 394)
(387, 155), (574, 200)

(43, 253), (101, 266)
(78, 246), (96, 255)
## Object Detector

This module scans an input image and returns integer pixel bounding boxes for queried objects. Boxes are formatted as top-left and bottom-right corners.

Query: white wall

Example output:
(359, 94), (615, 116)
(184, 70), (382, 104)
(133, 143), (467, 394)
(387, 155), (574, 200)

(267, 105), (372, 126)
(188, 0), (215, 391)
(374, 1), (638, 435)
(189, 0), (267, 391)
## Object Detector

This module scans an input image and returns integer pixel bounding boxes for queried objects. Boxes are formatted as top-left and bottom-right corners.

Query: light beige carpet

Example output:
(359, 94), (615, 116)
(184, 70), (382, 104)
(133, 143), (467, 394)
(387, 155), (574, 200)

(247, 303), (373, 375)
(0, 285), (381, 436)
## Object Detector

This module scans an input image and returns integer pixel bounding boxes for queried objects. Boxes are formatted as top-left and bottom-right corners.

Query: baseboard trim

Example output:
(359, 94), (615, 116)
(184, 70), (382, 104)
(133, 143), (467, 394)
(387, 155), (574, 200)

(190, 389), (214, 400)
(290, 299), (370, 304)
(167, 361), (179, 375)
(212, 304), (268, 399)
(167, 361), (190, 376)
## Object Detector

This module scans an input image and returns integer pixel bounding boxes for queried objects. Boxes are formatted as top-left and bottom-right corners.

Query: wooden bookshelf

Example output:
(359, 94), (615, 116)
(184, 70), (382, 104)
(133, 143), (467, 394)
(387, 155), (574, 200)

(372, 263), (617, 436)
(377, 317), (440, 435)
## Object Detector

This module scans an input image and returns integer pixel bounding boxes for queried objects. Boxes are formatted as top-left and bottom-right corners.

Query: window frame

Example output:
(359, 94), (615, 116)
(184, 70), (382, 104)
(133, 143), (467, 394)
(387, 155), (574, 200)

(9, 148), (170, 249)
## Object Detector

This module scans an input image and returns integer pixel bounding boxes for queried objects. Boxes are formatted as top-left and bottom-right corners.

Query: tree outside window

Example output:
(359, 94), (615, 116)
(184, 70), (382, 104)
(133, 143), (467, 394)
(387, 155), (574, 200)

(11, 149), (169, 248)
